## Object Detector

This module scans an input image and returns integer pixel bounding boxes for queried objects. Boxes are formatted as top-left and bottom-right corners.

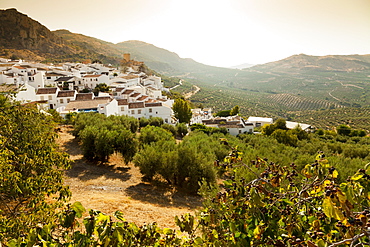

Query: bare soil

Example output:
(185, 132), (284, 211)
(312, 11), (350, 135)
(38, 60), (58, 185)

(57, 126), (202, 229)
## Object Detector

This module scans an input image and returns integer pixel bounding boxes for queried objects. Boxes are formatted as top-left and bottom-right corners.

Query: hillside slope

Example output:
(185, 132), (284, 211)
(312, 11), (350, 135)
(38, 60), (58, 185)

(0, 8), (120, 64)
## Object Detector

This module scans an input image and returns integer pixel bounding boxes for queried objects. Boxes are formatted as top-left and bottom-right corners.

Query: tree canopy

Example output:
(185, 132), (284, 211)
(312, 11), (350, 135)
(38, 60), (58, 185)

(173, 98), (192, 123)
(0, 95), (71, 241)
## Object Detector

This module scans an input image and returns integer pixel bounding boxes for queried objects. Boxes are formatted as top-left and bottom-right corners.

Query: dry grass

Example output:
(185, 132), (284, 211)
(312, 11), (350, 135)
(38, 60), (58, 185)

(57, 126), (202, 229)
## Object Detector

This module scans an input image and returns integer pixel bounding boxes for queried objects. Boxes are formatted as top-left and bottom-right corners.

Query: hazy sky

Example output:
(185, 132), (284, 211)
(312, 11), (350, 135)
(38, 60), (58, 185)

(1, 0), (370, 67)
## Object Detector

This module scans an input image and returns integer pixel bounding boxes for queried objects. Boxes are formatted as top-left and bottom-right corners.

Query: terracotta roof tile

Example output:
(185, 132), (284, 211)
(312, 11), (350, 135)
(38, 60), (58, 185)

(117, 99), (128, 105)
(45, 72), (64, 76)
(120, 75), (139, 80)
(130, 92), (141, 97)
(13, 66), (26, 69)
(122, 89), (134, 95)
(128, 102), (145, 109)
(65, 99), (109, 111)
(36, 87), (58, 95)
(57, 90), (75, 97)
(137, 95), (148, 101)
(55, 76), (74, 82)
(145, 102), (162, 107)
(75, 93), (94, 101)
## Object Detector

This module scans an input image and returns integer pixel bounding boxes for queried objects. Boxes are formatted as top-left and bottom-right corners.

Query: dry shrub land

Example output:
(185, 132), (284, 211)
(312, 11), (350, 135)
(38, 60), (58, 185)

(57, 125), (201, 229)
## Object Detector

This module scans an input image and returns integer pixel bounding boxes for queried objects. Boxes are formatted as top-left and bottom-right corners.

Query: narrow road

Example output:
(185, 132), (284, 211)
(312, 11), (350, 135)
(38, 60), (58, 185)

(184, 85), (200, 99)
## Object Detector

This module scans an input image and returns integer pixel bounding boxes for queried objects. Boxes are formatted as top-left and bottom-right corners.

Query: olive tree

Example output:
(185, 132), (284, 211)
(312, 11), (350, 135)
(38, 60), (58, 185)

(0, 96), (71, 241)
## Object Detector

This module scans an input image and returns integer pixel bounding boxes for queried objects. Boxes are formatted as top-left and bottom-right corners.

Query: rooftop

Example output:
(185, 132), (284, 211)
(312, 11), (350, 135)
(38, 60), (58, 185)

(65, 99), (109, 111)
(75, 93), (94, 101)
(117, 99), (128, 105)
(55, 76), (74, 82)
(57, 90), (76, 98)
(128, 102), (145, 109)
(145, 102), (162, 107)
(36, 87), (58, 95)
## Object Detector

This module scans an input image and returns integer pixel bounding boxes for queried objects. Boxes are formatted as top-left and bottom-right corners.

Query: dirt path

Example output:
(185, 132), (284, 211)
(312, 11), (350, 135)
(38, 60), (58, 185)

(57, 126), (202, 229)
(184, 85), (200, 99)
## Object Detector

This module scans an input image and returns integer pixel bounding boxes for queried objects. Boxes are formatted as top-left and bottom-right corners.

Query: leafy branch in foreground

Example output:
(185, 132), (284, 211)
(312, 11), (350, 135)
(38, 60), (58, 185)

(196, 147), (370, 246)
(5, 135), (370, 246)
(0, 96), (71, 242)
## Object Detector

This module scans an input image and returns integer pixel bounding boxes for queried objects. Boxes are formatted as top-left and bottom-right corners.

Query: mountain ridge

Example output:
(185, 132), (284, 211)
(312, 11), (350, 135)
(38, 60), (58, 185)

(2, 8), (370, 117)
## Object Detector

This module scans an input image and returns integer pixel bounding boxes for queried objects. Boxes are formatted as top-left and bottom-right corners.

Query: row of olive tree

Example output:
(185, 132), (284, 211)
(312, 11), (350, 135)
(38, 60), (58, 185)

(8, 144), (370, 246)
(73, 113), (139, 162)
(73, 113), (189, 163)
(134, 128), (231, 193)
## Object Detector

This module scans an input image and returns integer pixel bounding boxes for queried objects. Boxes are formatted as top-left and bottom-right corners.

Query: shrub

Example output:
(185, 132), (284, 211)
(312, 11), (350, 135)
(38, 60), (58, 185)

(176, 122), (188, 138)
(139, 125), (174, 145)
(161, 123), (177, 137)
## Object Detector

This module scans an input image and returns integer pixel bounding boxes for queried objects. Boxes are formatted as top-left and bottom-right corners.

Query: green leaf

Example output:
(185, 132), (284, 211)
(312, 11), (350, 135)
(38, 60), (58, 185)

(163, 228), (173, 235)
(351, 173), (363, 181)
(323, 198), (334, 218)
(114, 211), (126, 222)
(316, 239), (326, 247)
(72, 201), (86, 218)
(332, 170), (339, 179)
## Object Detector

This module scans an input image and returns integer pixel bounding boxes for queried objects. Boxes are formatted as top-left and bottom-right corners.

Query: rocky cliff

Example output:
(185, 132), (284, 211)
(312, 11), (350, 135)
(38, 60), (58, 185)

(0, 8), (75, 55)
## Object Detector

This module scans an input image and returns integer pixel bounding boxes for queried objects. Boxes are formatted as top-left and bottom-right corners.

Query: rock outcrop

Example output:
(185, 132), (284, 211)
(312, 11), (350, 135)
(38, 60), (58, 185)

(0, 8), (75, 54)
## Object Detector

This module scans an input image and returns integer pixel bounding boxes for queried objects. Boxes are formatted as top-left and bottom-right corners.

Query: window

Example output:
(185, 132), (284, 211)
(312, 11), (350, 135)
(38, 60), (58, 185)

(40, 96), (44, 101)
(239, 130), (242, 134)
(121, 107), (125, 111)
(67, 99), (70, 103)
(60, 99), (64, 103)
(48, 95), (52, 100)
(47, 77), (51, 79)
(149, 108), (152, 113)
(165, 118), (168, 123)
(131, 110), (135, 114)
(138, 110), (141, 114)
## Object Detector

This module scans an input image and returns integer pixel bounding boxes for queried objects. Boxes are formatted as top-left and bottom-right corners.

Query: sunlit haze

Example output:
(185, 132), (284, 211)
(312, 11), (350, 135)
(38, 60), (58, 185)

(1, 0), (370, 67)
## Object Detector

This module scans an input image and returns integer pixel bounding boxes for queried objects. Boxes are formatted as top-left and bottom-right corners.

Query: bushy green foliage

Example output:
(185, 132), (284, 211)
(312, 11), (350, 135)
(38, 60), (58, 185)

(176, 122), (188, 138)
(190, 123), (228, 135)
(147, 116), (164, 127)
(215, 109), (231, 117)
(73, 113), (138, 162)
(0, 96), (71, 241)
(139, 125), (174, 145)
(161, 123), (177, 136)
(173, 98), (192, 123)
(11, 145), (370, 246)
(196, 150), (370, 246)
(261, 119), (309, 147)
(336, 124), (352, 136)
(134, 131), (227, 193)
(139, 117), (149, 127)
(93, 83), (109, 96)
(230, 105), (239, 115)
(134, 140), (178, 182)
(9, 205), (187, 246)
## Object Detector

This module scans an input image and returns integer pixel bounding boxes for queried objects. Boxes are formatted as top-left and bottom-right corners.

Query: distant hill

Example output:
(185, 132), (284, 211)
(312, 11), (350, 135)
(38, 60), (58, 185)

(53, 29), (122, 59)
(229, 63), (255, 69)
(2, 8), (370, 121)
(250, 53), (370, 73)
(52, 32), (242, 83)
